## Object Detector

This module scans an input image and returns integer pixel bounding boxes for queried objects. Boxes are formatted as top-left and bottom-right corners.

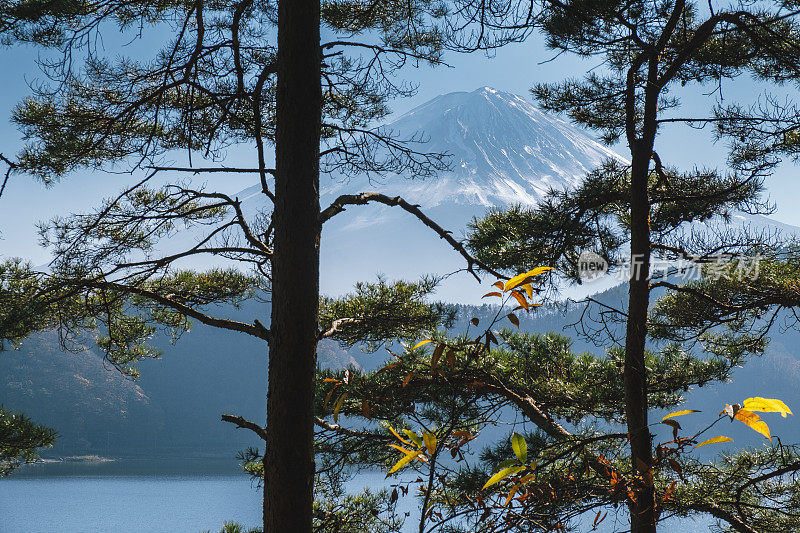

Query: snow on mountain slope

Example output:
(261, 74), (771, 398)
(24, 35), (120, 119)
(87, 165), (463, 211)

(323, 86), (624, 208)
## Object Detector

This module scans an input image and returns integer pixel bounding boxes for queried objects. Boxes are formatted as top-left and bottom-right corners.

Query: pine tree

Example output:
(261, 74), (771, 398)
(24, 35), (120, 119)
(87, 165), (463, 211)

(0, 407), (56, 476)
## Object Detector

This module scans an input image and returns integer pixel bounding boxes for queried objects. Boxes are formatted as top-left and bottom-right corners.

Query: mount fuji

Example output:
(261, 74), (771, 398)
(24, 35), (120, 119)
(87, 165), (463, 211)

(322, 86), (623, 208)
(226, 87), (627, 302)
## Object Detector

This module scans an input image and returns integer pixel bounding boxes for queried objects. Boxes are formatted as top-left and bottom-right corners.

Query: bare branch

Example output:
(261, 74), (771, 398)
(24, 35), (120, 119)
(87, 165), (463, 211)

(320, 192), (507, 281)
(221, 414), (267, 441)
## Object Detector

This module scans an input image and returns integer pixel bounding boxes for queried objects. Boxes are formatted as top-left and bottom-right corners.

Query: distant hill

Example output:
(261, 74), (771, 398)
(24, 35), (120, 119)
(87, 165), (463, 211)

(4, 283), (800, 459)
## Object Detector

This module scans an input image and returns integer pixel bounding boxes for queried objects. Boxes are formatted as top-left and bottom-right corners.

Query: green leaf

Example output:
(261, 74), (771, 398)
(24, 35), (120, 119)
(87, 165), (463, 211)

(511, 433), (527, 463)
(482, 465), (526, 490)
(404, 429), (423, 448)
(494, 458), (521, 471)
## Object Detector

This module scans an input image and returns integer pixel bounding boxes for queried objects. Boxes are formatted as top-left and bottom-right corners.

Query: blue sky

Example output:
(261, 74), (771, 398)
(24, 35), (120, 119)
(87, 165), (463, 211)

(1, 28), (799, 264)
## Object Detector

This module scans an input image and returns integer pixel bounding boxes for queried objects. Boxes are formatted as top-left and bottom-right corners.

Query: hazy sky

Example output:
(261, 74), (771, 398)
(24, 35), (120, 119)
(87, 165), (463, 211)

(1, 25), (798, 265)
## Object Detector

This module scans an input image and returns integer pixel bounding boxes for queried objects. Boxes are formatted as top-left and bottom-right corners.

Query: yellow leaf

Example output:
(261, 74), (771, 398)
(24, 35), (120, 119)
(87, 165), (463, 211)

(388, 426), (411, 445)
(507, 313), (520, 328)
(387, 444), (416, 455)
(743, 397), (793, 418)
(522, 283), (534, 299)
(662, 409), (700, 421)
(482, 465), (526, 490)
(388, 450), (423, 474)
(423, 432), (437, 455)
(735, 409), (771, 440)
(695, 436), (733, 447)
(411, 339), (433, 350)
(504, 267), (552, 292)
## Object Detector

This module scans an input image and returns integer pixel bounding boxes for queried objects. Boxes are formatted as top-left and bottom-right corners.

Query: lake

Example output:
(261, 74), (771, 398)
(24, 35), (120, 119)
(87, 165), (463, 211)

(0, 458), (263, 533)
(0, 459), (717, 532)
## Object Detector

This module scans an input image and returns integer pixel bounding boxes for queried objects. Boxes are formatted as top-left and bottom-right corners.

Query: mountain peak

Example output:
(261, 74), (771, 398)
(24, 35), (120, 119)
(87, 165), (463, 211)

(329, 88), (624, 208)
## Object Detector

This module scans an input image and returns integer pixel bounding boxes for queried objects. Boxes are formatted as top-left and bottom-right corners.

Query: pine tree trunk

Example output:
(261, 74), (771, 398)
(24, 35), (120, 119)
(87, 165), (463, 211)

(625, 142), (657, 533)
(263, 1), (321, 531)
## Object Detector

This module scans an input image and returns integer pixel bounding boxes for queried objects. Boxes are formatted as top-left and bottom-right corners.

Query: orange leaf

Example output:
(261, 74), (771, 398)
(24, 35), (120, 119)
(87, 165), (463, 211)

(482, 291), (503, 298)
(445, 349), (456, 369)
(376, 362), (401, 374)
(504, 483), (520, 507)
(507, 313), (520, 328)
(324, 382), (340, 410)
(593, 510), (608, 527)
(430, 343), (445, 371)
(667, 458), (682, 478)
(510, 291), (529, 310)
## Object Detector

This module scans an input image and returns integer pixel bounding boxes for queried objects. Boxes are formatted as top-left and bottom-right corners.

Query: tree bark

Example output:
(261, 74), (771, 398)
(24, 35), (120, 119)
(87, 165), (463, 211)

(624, 59), (660, 533)
(264, 1), (321, 532)
(625, 142), (657, 533)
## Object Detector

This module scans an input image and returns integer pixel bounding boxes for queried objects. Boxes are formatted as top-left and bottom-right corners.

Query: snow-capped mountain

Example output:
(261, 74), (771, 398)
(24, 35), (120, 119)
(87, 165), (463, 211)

(222, 87), (629, 302)
(322, 86), (623, 208)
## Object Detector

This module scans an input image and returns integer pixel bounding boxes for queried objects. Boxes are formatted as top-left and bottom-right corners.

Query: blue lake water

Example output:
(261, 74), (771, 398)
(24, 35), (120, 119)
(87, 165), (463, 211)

(0, 459), (717, 533)
(0, 459), (263, 533)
